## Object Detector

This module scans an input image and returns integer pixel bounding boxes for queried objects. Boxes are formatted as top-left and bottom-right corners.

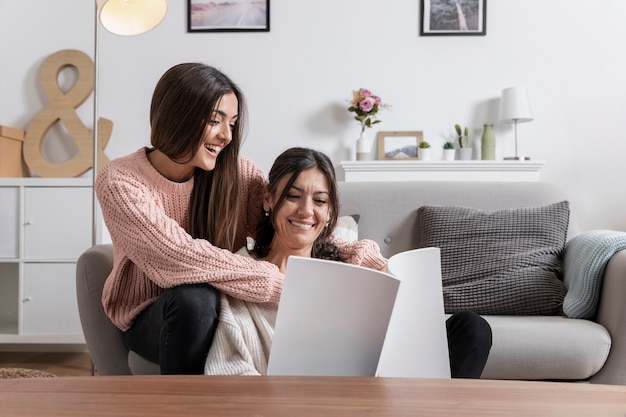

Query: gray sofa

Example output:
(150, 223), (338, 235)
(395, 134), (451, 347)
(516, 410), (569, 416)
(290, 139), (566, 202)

(338, 181), (622, 385)
(76, 180), (625, 384)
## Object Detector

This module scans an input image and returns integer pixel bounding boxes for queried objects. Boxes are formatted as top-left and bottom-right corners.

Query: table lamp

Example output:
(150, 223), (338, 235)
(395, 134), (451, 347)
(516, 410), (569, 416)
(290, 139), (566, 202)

(499, 86), (533, 161)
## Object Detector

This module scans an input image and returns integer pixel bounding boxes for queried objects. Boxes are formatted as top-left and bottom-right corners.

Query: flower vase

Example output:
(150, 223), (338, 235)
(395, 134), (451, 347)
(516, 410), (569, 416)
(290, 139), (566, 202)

(481, 123), (496, 160)
(356, 132), (371, 161)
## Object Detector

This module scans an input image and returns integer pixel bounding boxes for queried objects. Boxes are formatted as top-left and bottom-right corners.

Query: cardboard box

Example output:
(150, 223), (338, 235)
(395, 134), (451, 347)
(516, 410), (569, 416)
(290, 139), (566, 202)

(0, 125), (30, 177)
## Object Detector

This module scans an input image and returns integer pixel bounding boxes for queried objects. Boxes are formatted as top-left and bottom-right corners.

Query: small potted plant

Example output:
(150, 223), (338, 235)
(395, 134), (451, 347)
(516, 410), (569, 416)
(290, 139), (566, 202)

(454, 124), (472, 160)
(418, 140), (431, 161)
(442, 141), (455, 161)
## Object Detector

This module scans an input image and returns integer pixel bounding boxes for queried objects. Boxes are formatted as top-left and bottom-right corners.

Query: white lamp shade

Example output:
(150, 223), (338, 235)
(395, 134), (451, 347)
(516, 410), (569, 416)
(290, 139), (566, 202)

(98, 0), (167, 36)
(499, 86), (534, 124)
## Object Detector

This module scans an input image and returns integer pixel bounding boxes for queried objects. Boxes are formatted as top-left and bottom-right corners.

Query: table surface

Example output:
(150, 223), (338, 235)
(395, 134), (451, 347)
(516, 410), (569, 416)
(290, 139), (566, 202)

(1, 375), (626, 417)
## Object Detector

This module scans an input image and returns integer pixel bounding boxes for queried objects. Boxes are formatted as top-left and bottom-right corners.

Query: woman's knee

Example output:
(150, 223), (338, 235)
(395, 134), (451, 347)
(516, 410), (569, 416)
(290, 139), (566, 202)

(447, 311), (492, 347)
(163, 283), (220, 321)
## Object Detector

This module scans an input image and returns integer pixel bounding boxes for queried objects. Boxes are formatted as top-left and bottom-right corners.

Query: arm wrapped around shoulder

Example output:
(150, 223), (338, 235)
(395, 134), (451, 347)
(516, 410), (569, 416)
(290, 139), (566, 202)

(332, 235), (387, 271)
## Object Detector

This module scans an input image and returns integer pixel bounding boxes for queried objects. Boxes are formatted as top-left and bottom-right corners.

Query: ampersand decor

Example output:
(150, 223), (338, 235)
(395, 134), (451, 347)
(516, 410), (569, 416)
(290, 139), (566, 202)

(23, 49), (113, 178)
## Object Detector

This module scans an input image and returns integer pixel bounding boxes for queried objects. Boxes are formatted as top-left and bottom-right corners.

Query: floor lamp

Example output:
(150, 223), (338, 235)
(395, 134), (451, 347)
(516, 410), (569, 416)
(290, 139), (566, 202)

(499, 86), (534, 161)
(92, 0), (167, 246)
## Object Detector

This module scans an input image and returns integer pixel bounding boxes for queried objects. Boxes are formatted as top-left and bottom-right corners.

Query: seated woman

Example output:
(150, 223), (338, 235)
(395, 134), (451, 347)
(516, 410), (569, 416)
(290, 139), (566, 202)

(204, 147), (491, 378)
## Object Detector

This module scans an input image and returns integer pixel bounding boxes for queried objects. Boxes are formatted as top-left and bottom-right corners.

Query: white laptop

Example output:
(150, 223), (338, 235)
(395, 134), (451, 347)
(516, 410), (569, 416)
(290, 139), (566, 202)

(266, 248), (450, 378)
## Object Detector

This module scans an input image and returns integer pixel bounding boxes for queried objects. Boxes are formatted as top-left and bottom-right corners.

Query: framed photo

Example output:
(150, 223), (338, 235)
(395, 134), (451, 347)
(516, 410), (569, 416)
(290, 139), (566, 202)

(188, 0), (270, 32)
(377, 131), (423, 160)
(420, 0), (486, 36)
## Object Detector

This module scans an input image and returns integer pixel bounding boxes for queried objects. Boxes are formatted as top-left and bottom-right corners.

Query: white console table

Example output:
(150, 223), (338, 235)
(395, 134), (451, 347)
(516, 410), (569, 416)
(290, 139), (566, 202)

(340, 160), (545, 182)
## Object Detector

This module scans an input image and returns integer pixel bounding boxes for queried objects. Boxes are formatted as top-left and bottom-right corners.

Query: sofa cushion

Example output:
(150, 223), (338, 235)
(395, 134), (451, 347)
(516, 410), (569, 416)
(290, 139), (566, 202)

(418, 202), (569, 315)
(478, 315), (611, 381)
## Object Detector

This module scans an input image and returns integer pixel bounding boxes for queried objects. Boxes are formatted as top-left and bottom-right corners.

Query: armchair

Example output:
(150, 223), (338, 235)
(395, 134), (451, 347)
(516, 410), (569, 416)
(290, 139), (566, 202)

(76, 244), (159, 375)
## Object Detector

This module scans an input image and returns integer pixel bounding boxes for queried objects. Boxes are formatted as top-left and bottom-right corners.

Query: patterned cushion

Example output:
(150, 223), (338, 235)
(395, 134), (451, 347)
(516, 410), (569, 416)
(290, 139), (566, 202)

(562, 230), (626, 319)
(417, 202), (569, 315)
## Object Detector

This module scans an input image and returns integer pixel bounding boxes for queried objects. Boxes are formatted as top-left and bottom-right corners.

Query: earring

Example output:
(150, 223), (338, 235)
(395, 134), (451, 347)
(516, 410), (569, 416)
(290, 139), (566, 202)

(264, 211), (269, 217)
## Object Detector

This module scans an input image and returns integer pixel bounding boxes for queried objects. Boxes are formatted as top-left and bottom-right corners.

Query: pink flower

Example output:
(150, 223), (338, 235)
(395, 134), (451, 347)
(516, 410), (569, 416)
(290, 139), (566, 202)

(358, 97), (375, 112)
(347, 88), (390, 133)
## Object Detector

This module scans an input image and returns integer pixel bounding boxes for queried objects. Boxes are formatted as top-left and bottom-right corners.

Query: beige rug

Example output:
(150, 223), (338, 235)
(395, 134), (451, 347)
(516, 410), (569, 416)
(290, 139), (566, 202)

(0, 367), (56, 379)
(0, 352), (93, 377)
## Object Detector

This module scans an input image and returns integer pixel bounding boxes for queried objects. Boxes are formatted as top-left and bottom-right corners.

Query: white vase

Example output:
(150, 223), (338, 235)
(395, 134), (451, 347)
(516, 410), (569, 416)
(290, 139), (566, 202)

(418, 148), (431, 161)
(443, 149), (455, 161)
(356, 132), (371, 161)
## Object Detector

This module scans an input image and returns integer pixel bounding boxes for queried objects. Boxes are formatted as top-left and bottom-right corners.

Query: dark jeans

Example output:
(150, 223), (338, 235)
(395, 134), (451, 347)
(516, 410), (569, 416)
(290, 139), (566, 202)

(446, 311), (492, 378)
(123, 283), (220, 375)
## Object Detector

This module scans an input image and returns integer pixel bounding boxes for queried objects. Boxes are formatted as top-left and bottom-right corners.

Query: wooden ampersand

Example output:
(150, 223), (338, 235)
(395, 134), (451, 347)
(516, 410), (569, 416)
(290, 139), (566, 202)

(23, 49), (112, 178)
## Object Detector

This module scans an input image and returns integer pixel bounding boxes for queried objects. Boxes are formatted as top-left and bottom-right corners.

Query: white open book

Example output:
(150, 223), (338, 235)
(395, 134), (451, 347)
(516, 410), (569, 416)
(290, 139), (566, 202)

(266, 247), (451, 378)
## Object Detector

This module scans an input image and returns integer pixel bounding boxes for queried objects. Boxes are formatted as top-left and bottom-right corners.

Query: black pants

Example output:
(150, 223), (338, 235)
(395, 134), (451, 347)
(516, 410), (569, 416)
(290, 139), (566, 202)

(446, 311), (492, 378)
(123, 283), (220, 375)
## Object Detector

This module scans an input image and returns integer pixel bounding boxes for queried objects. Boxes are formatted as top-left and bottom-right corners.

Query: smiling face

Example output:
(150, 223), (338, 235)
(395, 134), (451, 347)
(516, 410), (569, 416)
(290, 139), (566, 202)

(264, 167), (331, 257)
(189, 92), (238, 172)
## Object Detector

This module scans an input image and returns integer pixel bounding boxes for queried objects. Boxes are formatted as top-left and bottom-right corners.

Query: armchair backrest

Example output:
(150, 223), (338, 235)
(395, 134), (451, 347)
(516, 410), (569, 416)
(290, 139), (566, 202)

(75, 244), (132, 375)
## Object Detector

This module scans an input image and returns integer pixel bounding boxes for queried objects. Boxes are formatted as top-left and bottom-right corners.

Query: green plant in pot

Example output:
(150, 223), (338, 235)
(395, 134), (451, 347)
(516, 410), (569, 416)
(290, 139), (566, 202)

(454, 124), (472, 160)
(442, 141), (455, 161)
(418, 140), (431, 161)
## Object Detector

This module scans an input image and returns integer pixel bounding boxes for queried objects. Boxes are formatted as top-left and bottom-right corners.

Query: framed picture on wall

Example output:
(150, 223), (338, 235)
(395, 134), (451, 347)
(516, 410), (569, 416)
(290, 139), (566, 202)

(188, 0), (270, 32)
(420, 0), (486, 36)
(377, 131), (423, 160)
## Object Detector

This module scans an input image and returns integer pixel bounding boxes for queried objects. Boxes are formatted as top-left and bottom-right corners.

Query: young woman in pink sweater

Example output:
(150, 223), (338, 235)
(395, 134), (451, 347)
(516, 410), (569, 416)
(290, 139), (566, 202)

(95, 63), (384, 374)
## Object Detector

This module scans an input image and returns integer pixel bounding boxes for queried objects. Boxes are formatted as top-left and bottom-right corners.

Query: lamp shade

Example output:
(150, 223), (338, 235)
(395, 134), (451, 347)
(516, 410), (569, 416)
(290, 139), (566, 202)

(98, 0), (167, 36)
(499, 86), (533, 124)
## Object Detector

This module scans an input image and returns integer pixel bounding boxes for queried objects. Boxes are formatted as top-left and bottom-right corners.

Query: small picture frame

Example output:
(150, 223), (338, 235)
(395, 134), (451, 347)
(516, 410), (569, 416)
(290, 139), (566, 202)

(377, 131), (423, 160)
(420, 0), (486, 36)
(188, 0), (270, 32)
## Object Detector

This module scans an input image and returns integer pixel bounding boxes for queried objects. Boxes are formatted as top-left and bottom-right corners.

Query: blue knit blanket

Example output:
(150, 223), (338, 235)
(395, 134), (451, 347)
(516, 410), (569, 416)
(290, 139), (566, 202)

(562, 230), (626, 319)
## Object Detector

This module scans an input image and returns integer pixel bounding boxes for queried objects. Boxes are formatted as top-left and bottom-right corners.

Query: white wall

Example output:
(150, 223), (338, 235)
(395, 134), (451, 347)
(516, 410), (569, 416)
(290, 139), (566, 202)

(2, 1), (626, 232)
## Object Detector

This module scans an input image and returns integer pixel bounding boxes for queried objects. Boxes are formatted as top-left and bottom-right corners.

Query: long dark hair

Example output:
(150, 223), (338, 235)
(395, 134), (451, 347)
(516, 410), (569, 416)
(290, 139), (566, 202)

(150, 63), (246, 250)
(254, 147), (343, 261)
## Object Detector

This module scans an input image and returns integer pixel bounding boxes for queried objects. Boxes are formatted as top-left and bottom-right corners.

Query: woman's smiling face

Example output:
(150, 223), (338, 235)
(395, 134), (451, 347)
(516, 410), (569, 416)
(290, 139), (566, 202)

(265, 167), (331, 255)
(189, 92), (238, 172)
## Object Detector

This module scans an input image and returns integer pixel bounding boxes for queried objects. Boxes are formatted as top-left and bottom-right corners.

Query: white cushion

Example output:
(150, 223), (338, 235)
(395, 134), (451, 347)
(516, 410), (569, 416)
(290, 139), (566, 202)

(332, 215), (359, 243)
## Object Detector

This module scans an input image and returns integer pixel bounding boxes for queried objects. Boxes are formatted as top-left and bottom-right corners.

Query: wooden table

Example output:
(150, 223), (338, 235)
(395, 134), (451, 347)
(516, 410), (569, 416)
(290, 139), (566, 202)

(1, 375), (626, 416)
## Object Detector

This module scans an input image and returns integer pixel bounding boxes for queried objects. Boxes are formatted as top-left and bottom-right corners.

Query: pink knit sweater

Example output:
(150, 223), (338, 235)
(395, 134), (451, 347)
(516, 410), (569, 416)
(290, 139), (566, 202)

(96, 148), (386, 331)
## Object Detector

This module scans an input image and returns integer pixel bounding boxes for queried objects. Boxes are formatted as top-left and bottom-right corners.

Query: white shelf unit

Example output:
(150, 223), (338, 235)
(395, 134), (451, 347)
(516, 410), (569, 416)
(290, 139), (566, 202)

(340, 160), (545, 182)
(0, 178), (91, 345)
